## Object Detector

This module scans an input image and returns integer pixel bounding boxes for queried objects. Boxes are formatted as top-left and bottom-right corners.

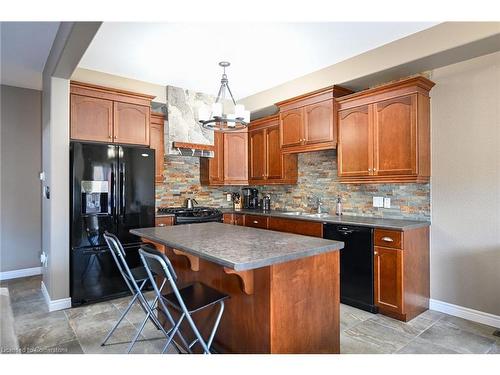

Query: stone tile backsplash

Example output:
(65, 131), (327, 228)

(155, 150), (430, 220)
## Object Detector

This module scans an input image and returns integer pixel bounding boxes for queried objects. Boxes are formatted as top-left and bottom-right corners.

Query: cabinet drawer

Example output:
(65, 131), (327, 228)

(155, 216), (174, 227)
(374, 229), (402, 249)
(244, 215), (269, 229)
(268, 217), (323, 237)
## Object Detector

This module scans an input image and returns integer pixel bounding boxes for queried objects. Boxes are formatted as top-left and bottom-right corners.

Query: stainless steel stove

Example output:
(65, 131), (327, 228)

(157, 206), (223, 225)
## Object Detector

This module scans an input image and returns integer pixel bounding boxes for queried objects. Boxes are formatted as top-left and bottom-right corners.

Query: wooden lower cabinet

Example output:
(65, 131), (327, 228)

(268, 217), (323, 237)
(244, 215), (269, 229)
(155, 216), (174, 227)
(373, 227), (430, 321)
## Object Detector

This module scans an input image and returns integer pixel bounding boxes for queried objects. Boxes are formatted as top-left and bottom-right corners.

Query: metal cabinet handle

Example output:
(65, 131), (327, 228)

(368, 168), (372, 172)
(374, 251), (378, 255)
(158, 223), (166, 227)
(253, 220), (259, 224)
(381, 236), (393, 242)
(373, 168), (377, 172)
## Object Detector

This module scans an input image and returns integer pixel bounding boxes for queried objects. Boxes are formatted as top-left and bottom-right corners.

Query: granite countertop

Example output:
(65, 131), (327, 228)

(131, 222), (344, 271)
(220, 209), (430, 230)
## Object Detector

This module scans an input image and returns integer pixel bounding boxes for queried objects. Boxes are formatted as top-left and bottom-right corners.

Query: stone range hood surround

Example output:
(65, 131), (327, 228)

(166, 85), (215, 156)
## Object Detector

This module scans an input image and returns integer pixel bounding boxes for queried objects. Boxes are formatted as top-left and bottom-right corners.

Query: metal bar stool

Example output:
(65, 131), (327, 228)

(102, 231), (189, 353)
(139, 245), (229, 354)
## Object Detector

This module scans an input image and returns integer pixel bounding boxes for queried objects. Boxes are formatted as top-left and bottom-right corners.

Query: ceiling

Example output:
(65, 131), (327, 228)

(0, 22), (60, 90)
(79, 22), (438, 99)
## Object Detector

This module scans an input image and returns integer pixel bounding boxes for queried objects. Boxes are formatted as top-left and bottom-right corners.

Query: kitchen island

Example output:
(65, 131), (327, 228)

(131, 222), (344, 354)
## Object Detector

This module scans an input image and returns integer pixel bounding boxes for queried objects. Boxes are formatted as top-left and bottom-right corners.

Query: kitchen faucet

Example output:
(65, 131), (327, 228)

(316, 196), (323, 214)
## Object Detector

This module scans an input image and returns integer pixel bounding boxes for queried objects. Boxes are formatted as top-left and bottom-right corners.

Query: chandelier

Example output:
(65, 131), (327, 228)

(198, 61), (250, 132)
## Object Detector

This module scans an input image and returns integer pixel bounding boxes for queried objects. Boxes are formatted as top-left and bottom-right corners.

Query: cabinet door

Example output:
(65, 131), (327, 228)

(150, 115), (164, 183)
(373, 95), (417, 176)
(374, 246), (403, 314)
(113, 102), (150, 145)
(304, 100), (334, 145)
(209, 132), (224, 184)
(337, 105), (372, 177)
(280, 108), (304, 148)
(223, 131), (248, 184)
(266, 125), (283, 180)
(70, 94), (113, 142)
(249, 128), (266, 181)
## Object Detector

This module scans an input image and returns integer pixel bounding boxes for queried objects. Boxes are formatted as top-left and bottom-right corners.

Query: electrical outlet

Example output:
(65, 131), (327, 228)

(373, 196), (384, 208)
(384, 197), (391, 208)
(226, 193), (232, 202)
(40, 252), (48, 267)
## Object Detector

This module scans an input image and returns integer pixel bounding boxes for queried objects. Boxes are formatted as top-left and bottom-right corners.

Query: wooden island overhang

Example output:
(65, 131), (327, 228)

(131, 222), (344, 354)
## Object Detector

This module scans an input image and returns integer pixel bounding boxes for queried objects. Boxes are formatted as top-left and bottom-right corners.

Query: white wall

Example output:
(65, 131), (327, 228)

(430, 51), (500, 315)
(0, 85), (42, 272)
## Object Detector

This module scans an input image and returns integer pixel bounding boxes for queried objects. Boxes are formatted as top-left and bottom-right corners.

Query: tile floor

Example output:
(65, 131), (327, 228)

(1, 276), (499, 354)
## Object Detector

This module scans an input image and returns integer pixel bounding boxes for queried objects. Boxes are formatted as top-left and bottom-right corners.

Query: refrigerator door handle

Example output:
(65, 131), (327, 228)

(120, 162), (126, 216)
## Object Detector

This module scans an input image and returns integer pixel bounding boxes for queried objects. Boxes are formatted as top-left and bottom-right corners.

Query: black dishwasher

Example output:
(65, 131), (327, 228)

(324, 224), (378, 313)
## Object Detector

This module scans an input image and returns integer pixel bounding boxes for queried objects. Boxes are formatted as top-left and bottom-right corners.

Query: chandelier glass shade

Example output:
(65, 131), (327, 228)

(198, 62), (250, 132)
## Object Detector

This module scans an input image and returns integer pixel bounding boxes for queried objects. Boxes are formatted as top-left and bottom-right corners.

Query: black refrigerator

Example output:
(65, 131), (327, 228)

(70, 142), (155, 306)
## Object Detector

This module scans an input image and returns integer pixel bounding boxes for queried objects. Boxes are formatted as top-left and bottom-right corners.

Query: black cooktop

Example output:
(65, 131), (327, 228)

(157, 206), (222, 224)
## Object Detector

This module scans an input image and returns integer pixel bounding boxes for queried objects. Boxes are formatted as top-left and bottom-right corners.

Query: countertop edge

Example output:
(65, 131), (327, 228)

(221, 209), (430, 230)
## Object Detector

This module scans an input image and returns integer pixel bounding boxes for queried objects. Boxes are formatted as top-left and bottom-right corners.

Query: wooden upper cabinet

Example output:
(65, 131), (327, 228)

(248, 115), (297, 185)
(200, 131), (224, 185)
(70, 81), (155, 145)
(223, 130), (248, 184)
(280, 108), (304, 148)
(336, 76), (434, 183)
(277, 86), (352, 153)
(70, 94), (113, 142)
(338, 105), (372, 177)
(150, 112), (165, 183)
(266, 125), (283, 180)
(374, 95), (417, 176)
(304, 100), (334, 145)
(114, 102), (150, 145)
(249, 128), (266, 181)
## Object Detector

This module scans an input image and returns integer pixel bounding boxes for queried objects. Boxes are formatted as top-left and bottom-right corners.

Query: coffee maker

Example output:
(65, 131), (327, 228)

(242, 188), (259, 209)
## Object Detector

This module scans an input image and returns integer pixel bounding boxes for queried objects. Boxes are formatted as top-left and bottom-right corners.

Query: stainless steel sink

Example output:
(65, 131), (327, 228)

(303, 213), (330, 218)
(281, 211), (303, 216)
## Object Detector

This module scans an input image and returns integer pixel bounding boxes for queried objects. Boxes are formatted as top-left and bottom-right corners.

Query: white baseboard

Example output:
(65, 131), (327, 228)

(41, 281), (71, 312)
(0, 266), (42, 281)
(430, 298), (500, 329)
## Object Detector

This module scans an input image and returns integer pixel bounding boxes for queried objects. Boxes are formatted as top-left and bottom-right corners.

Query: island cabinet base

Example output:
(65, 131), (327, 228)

(142, 239), (340, 354)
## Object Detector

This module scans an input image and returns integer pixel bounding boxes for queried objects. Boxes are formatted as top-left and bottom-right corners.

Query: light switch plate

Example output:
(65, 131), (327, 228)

(384, 197), (391, 208)
(373, 196), (384, 208)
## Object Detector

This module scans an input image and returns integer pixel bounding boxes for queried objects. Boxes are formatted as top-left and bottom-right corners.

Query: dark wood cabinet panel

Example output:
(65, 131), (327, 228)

(268, 217), (323, 237)
(70, 94), (113, 142)
(150, 113), (165, 183)
(113, 102), (150, 145)
(374, 95), (417, 176)
(336, 76), (434, 183)
(280, 108), (304, 148)
(223, 131), (248, 184)
(337, 105), (372, 177)
(374, 246), (403, 315)
(304, 100), (334, 145)
(249, 128), (266, 181)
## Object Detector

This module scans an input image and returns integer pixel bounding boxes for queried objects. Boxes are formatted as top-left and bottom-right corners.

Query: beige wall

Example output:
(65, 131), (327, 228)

(239, 22), (500, 111)
(71, 68), (166, 103)
(0, 85), (42, 272)
(430, 51), (500, 315)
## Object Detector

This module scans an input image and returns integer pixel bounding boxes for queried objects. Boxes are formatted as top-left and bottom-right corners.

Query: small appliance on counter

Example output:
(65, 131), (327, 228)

(242, 188), (259, 209)
(336, 195), (343, 216)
